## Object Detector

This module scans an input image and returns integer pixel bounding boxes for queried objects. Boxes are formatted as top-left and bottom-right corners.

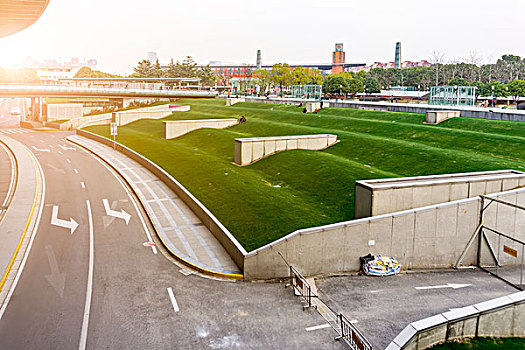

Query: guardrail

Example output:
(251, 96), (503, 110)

(287, 265), (317, 310)
(335, 313), (373, 350)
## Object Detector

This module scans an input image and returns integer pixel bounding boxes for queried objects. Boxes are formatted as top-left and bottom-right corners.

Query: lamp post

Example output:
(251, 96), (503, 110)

(491, 85), (495, 107)
(364, 84), (367, 102)
(339, 84), (342, 100)
(417, 84), (421, 104)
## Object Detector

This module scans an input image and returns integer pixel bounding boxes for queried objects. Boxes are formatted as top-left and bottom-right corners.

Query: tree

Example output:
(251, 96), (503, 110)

(153, 59), (164, 78)
(347, 78), (364, 94)
(309, 68), (323, 85)
(270, 63), (292, 96)
(252, 69), (271, 95)
(430, 51), (446, 86)
(322, 75), (349, 94)
(363, 77), (381, 93)
(449, 77), (470, 86)
(74, 66), (119, 78)
(291, 66), (310, 85)
(132, 59), (155, 77)
(507, 80), (525, 101)
(177, 56), (197, 78)
(197, 65), (216, 86)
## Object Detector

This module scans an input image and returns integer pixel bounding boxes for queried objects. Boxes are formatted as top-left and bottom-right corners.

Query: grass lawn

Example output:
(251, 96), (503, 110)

(429, 337), (525, 349)
(85, 99), (525, 251)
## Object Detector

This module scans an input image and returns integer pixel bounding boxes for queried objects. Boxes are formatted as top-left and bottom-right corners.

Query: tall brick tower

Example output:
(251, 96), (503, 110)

(332, 43), (345, 73)
(395, 42), (402, 69)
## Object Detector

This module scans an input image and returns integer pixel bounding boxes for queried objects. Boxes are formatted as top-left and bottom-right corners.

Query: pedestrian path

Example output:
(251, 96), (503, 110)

(0, 128), (35, 135)
(68, 135), (242, 278)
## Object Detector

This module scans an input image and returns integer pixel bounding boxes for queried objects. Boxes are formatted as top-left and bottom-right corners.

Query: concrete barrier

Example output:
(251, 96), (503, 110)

(46, 103), (83, 121)
(234, 134), (338, 166)
(226, 98), (245, 106)
(425, 110), (460, 124)
(355, 170), (525, 219)
(243, 187), (525, 280)
(113, 104), (189, 126)
(163, 118), (238, 139)
(76, 129), (248, 271)
(386, 291), (525, 350)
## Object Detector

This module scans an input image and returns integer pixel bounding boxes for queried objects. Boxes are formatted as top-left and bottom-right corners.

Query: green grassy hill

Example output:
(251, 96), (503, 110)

(86, 99), (525, 251)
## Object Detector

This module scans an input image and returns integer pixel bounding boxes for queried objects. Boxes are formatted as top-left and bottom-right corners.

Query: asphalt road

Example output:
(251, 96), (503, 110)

(0, 101), (344, 349)
(316, 269), (517, 349)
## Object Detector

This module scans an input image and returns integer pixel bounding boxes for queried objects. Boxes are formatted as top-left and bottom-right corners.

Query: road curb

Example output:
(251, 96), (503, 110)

(67, 136), (244, 280)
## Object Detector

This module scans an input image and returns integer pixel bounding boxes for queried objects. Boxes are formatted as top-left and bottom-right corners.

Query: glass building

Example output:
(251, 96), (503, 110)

(429, 86), (477, 106)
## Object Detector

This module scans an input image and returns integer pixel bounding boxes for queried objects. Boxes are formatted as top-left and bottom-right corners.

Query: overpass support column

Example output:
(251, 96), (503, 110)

(30, 97), (44, 122)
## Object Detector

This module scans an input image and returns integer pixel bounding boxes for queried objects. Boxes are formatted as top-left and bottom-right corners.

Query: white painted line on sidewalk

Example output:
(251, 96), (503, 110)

(79, 200), (94, 350)
(74, 168), (79, 174)
(81, 182), (85, 189)
(305, 324), (330, 332)
(167, 287), (179, 313)
(58, 151), (63, 155)
(85, 151), (157, 254)
(66, 158), (71, 164)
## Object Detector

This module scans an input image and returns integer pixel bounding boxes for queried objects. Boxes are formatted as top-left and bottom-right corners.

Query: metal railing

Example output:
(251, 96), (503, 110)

(287, 265), (317, 310)
(335, 313), (373, 350)
(0, 84), (217, 98)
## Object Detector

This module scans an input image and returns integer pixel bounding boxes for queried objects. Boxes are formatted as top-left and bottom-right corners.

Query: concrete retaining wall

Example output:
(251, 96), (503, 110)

(386, 291), (525, 350)
(46, 103), (83, 121)
(243, 187), (525, 280)
(425, 110), (460, 124)
(226, 98), (245, 106)
(234, 134), (338, 166)
(355, 170), (525, 219)
(163, 118), (238, 139)
(113, 104), (189, 126)
(244, 97), (525, 122)
(305, 102), (329, 112)
(76, 129), (248, 271)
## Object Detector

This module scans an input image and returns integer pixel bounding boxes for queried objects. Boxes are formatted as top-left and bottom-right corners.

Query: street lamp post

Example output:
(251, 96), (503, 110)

(339, 84), (342, 100)
(491, 85), (495, 107)
(417, 84), (421, 104)
(364, 84), (367, 102)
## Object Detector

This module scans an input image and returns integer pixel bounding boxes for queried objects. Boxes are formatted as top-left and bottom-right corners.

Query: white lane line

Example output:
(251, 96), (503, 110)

(81, 182), (86, 189)
(0, 146), (46, 320)
(58, 151), (63, 155)
(167, 287), (179, 313)
(74, 168), (79, 174)
(66, 159), (71, 164)
(85, 151), (157, 254)
(305, 324), (331, 332)
(79, 200), (94, 350)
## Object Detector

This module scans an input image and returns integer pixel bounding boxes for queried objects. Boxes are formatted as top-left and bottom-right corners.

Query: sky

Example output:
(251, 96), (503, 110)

(0, 0), (524, 74)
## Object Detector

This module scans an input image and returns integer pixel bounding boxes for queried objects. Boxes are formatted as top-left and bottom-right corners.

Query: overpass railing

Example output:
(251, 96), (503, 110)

(0, 84), (217, 98)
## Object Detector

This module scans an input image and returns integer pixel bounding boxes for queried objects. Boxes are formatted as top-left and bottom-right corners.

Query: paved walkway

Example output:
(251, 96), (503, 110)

(68, 135), (241, 277)
(0, 135), (44, 308)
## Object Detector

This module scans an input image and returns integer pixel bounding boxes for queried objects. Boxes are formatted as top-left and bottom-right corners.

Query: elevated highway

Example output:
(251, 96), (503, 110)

(0, 84), (217, 99)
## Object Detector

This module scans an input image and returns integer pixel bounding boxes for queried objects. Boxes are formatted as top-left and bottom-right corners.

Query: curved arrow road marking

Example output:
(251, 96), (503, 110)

(415, 283), (471, 290)
(102, 198), (131, 224)
(59, 144), (76, 151)
(51, 205), (79, 234)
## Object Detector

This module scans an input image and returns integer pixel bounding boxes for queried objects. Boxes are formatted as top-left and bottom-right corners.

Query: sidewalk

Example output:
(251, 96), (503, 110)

(68, 135), (242, 277)
(0, 135), (44, 308)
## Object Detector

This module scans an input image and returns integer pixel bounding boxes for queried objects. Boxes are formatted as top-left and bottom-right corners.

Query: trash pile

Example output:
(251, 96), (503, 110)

(360, 254), (401, 277)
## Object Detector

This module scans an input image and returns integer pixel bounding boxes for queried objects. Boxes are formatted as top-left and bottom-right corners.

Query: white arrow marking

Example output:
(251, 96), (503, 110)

(47, 163), (65, 174)
(59, 144), (76, 151)
(416, 283), (472, 290)
(32, 146), (50, 153)
(51, 205), (79, 234)
(102, 199), (131, 224)
(44, 245), (65, 298)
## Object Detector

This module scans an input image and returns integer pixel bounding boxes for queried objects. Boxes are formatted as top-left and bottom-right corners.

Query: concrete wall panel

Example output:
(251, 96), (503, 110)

(412, 186), (433, 209)
(286, 139), (298, 150)
(450, 183), (469, 202)
(470, 181), (487, 197)
(478, 308), (514, 336)
(431, 184), (451, 205)
(264, 140), (276, 155)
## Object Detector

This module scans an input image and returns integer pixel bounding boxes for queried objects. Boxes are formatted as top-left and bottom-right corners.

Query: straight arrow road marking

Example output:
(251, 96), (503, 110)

(415, 283), (472, 290)
(51, 205), (79, 235)
(45, 245), (65, 298)
(32, 146), (50, 153)
(59, 144), (76, 151)
(102, 198), (131, 224)
(167, 287), (179, 313)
